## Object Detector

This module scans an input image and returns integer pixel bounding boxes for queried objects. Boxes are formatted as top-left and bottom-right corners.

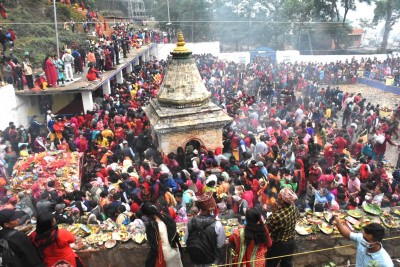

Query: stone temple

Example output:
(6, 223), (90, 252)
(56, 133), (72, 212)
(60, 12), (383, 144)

(145, 32), (232, 153)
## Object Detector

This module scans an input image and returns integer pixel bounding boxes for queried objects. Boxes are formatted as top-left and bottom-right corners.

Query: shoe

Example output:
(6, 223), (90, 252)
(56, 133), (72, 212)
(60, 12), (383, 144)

(71, 79), (74, 81)
(65, 80), (70, 82)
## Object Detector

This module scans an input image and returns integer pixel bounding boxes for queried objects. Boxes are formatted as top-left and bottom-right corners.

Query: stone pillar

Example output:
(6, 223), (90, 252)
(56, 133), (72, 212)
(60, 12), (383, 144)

(126, 63), (133, 73)
(134, 59), (140, 66)
(102, 80), (111, 95)
(142, 53), (146, 62)
(81, 91), (93, 112)
(116, 71), (123, 84)
(146, 50), (150, 60)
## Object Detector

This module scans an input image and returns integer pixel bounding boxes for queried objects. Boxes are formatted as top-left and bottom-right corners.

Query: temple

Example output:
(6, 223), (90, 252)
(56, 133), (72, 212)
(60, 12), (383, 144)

(145, 32), (232, 153)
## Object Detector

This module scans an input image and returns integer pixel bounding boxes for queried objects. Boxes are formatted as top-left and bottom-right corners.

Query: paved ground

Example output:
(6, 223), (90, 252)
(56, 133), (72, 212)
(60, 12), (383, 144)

(339, 84), (400, 167)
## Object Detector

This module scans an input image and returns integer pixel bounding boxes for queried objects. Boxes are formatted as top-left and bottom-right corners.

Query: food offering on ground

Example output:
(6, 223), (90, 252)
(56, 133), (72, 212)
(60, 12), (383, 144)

(10, 151), (83, 195)
(132, 233), (146, 244)
(391, 207), (400, 217)
(295, 224), (313, 235)
(220, 219), (239, 238)
(362, 204), (382, 216)
(318, 222), (334, 235)
(347, 209), (364, 219)
(104, 239), (117, 249)
(324, 211), (332, 223)
(380, 211), (400, 228)
(332, 210), (347, 219)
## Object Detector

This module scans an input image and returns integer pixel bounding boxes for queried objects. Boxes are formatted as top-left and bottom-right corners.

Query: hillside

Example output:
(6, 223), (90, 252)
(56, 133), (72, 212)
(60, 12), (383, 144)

(1, 0), (93, 66)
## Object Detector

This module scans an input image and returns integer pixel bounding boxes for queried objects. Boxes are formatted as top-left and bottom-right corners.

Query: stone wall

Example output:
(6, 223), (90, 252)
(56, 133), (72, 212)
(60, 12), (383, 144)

(0, 84), (41, 129)
(157, 128), (223, 154)
(77, 229), (400, 267)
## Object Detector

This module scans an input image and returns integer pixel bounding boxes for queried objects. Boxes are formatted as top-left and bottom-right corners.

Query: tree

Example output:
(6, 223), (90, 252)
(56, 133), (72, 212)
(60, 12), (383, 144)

(312, 0), (371, 49)
(373, 0), (400, 53)
(358, 18), (376, 45)
(146, 0), (211, 42)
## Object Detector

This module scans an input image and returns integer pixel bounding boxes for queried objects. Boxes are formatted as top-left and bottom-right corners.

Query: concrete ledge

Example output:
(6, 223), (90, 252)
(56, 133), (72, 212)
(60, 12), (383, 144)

(358, 77), (400, 95)
(15, 44), (156, 96)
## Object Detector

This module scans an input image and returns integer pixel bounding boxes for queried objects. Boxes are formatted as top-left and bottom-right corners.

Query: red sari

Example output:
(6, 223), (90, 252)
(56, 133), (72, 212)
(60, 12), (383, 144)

(45, 58), (58, 87)
(30, 229), (80, 267)
(86, 67), (99, 81)
(229, 226), (272, 267)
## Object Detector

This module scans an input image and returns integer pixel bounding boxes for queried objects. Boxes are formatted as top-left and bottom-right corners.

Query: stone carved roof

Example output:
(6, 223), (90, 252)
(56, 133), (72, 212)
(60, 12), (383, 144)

(145, 98), (232, 134)
(146, 31), (232, 135)
(156, 32), (211, 108)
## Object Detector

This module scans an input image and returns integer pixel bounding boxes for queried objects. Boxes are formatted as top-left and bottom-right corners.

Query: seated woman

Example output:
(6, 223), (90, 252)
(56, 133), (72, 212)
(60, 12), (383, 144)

(34, 75), (48, 89)
(86, 63), (101, 82)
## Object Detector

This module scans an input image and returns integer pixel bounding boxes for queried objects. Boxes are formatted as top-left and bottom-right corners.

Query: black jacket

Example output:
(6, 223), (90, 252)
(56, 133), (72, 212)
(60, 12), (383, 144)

(0, 228), (45, 267)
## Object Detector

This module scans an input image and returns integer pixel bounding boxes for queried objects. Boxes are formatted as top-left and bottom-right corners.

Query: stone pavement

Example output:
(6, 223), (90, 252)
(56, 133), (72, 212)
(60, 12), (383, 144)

(340, 84), (400, 167)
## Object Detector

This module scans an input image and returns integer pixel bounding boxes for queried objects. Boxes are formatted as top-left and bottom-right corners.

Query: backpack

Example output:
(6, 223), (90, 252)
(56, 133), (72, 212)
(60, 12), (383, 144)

(186, 218), (218, 264)
(0, 231), (17, 267)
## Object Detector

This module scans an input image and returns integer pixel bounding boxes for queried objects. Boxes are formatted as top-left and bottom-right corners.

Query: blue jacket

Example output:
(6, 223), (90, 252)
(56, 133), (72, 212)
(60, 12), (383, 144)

(161, 177), (179, 193)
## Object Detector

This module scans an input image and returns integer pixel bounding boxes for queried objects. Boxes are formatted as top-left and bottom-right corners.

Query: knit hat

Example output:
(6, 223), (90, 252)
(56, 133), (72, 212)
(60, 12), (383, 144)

(279, 187), (298, 205)
(196, 192), (216, 212)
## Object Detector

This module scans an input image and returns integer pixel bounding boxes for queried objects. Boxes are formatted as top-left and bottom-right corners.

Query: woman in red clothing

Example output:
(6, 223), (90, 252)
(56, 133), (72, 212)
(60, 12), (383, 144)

(86, 63), (100, 81)
(44, 55), (59, 87)
(229, 208), (272, 267)
(31, 212), (85, 267)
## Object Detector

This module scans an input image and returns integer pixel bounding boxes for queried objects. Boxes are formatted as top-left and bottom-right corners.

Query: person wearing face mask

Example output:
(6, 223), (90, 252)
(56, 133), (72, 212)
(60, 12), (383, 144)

(333, 219), (394, 267)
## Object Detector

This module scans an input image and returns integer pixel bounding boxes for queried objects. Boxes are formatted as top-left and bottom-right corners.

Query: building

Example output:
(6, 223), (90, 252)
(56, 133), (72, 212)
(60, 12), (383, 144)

(348, 28), (364, 47)
(145, 32), (232, 153)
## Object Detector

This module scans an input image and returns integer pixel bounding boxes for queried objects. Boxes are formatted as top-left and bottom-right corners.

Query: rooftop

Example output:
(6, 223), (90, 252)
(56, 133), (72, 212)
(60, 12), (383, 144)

(14, 44), (156, 96)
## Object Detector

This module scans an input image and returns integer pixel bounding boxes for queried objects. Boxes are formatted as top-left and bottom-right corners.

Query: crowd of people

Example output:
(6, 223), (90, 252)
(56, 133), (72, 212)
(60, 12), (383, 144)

(0, 0), (169, 91)
(362, 56), (400, 87)
(0, 49), (398, 266)
(0, 2), (398, 265)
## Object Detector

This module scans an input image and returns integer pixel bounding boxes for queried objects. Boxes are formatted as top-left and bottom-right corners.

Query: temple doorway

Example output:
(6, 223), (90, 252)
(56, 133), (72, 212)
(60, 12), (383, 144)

(185, 139), (201, 151)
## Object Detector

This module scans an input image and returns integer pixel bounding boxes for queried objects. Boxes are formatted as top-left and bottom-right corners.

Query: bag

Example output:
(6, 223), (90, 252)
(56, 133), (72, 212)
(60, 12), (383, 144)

(186, 218), (217, 264)
(375, 134), (385, 144)
(0, 231), (17, 267)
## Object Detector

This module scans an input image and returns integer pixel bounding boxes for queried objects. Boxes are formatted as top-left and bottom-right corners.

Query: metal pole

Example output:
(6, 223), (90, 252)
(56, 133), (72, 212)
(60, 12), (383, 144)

(166, 0), (171, 25)
(53, 0), (60, 58)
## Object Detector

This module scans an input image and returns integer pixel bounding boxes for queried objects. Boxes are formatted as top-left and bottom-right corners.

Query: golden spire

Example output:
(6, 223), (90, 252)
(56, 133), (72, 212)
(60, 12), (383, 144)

(171, 31), (192, 58)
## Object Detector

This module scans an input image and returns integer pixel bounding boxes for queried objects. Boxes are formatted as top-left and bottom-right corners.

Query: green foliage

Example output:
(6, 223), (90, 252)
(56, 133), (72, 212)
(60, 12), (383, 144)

(55, 3), (71, 19)
(3, 1), (88, 66)
(373, 0), (400, 23)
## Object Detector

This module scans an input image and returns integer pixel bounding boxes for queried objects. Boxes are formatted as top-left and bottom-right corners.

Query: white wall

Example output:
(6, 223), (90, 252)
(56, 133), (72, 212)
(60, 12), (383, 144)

(219, 52), (250, 64)
(286, 53), (388, 63)
(156, 42), (220, 60)
(157, 42), (388, 65)
(0, 84), (40, 129)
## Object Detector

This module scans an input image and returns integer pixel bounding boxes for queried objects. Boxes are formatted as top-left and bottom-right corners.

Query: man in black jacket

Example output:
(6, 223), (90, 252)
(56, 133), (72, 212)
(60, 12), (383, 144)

(0, 209), (45, 267)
